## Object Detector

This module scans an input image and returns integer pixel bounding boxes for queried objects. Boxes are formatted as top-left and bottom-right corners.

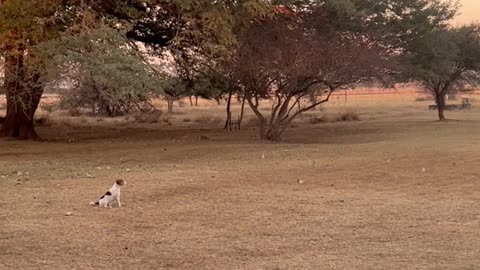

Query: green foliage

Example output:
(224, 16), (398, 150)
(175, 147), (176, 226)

(281, 0), (457, 49)
(127, 0), (271, 102)
(0, 0), (152, 118)
(375, 0), (458, 48)
(403, 24), (480, 94)
(40, 26), (165, 116)
(0, 0), (72, 99)
(0, 0), (147, 57)
(0, 0), (66, 42)
(128, 0), (270, 53)
(193, 70), (237, 100)
(400, 23), (480, 120)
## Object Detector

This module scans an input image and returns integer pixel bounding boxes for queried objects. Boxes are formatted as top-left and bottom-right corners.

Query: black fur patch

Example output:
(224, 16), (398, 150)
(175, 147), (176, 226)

(99, 191), (112, 200)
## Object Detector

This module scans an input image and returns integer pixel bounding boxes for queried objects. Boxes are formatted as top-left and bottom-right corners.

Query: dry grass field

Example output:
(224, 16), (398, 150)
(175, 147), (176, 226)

(1, 89), (480, 269)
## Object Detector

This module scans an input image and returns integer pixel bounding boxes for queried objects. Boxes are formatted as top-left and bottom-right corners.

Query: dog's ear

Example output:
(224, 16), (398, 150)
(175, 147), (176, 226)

(116, 179), (126, 186)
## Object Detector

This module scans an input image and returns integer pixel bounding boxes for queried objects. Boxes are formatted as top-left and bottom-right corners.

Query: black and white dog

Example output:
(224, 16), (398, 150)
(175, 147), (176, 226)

(90, 179), (126, 208)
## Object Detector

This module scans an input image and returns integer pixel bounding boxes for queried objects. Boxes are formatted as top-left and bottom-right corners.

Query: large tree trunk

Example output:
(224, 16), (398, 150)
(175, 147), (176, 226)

(248, 87), (333, 142)
(246, 92), (290, 141)
(265, 123), (283, 141)
(1, 36), (42, 140)
(435, 93), (446, 121)
(3, 92), (41, 140)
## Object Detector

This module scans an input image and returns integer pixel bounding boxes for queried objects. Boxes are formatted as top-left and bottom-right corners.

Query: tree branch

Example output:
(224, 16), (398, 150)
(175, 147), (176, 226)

(283, 93), (306, 122)
(286, 88), (334, 124)
(246, 91), (265, 122)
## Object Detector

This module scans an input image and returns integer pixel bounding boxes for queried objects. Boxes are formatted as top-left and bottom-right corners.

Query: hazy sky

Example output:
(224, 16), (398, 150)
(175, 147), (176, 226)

(455, 0), (479, 24)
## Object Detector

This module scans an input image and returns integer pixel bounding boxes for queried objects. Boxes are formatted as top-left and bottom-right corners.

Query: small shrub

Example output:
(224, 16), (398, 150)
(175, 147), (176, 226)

(309, 116), (328, 124)
(415, 96), (433, 102)
(194, 115), (222, 125)
(55, 116), (90, 127)
(133, 110), (163, 123)
(40, 103), (56, 113)
(34, 116), (52, 126)
(161, 116), (172, 125)
(309, 111), (360, 124)
(338, 111), (360, 121)
(194, 115), (212, 124)
(66, 109), (82, 117)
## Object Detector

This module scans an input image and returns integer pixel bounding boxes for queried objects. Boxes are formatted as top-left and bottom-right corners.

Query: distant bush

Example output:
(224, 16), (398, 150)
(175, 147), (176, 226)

(194, 114), (222, 125)
(34, 116), (52, 127)
(40, 103), (56, 113)
(133, 110), (163, 123)
(338, 111), (360, 121)
(415, 96), (433, 102)
(309, 111), (360, 124)
(42, 27), (164, 117)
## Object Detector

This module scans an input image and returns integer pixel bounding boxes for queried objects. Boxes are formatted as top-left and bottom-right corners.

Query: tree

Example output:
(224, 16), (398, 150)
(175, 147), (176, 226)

(228, 0), (460, 140)
(0, 0), (145, 139)
(42, 26), (164, 117)
(162, 76), (188, 113)
(127, 0), (270, 112)
(232, 8), (388, 140)
(402, 25), (480, 120)
(192, 68), (242, 128)
(0, 0), (59, 139)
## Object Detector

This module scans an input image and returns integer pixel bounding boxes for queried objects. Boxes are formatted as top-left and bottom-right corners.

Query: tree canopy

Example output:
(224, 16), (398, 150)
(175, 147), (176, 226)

(41, 26), (165, 116)
(0, 0), (147, 138)
(402, 24), (480, 120)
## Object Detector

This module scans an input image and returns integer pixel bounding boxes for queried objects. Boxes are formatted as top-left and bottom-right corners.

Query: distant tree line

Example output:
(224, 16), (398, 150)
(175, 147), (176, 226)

(1, 0), (479, 140)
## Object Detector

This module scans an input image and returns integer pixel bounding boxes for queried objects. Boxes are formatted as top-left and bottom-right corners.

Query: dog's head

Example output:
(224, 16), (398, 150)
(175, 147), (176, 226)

(115, 179), (127, 186)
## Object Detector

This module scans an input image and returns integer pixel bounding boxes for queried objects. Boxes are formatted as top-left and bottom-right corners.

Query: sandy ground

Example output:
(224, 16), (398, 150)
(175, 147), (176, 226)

(1, 93), (480, 269)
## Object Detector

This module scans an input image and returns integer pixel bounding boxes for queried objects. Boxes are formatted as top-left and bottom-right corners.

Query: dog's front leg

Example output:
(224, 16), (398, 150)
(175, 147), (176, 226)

(116, 194), (121, 207)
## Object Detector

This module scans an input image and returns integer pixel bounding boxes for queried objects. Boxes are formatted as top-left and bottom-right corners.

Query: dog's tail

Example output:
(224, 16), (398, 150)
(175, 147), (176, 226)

(89, 201), (99, 206)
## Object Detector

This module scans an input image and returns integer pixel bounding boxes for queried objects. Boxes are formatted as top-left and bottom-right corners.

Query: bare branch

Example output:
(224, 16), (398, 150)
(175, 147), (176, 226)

(287, 88), (335, 122)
